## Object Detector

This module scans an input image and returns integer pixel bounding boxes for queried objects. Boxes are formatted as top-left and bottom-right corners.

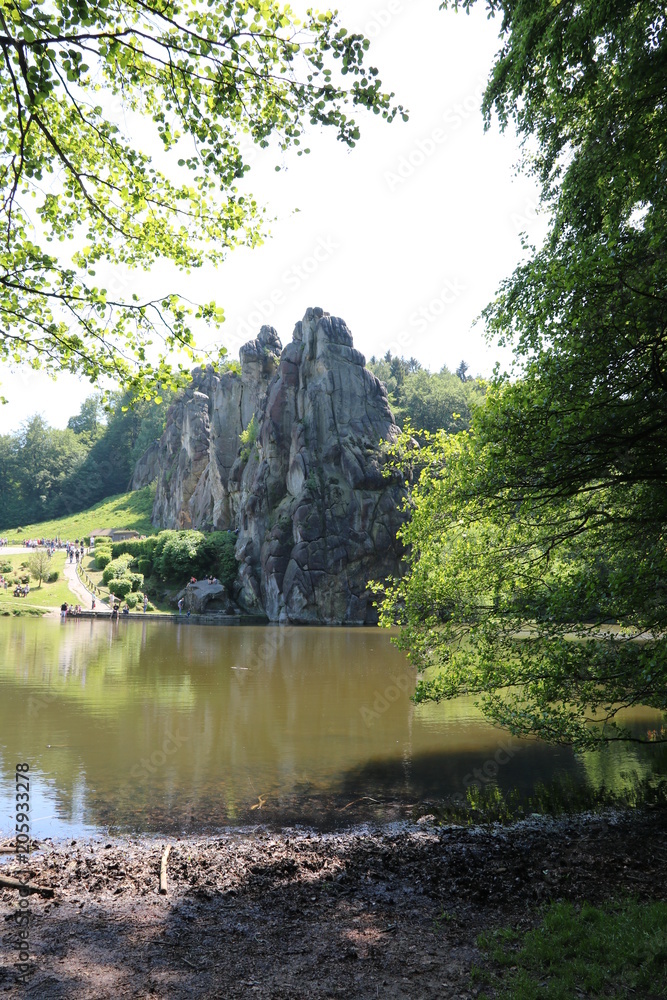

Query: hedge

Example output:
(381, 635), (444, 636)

(108, 578), (132, 598)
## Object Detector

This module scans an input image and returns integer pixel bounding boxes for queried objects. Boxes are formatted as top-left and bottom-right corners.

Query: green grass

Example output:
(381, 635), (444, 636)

(0, 552), (74, 612)
(474, 898), (667, 999)
(3, 486), (156, 543)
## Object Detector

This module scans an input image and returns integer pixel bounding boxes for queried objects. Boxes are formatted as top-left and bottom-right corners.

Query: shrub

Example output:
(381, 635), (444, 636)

(95, 551), (112, 570)
(124, 593), (138, 608)
(94, 536), (112, 547)
(239, 414), (259, 462)
(47, 570), (59, 583)
(0, 561), (12, 574)
(102, 556), (132, 586)
(20, 574), (30, 584)
(195, 531), (238, 589)
(108, 578), (132, 598)
(128, 572), (144, 592)
(155, 530), (203, 580)
(137, 557), (153, 576)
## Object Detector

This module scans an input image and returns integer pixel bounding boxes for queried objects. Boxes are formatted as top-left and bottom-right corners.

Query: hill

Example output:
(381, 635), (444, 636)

(3, 486), (156, 544)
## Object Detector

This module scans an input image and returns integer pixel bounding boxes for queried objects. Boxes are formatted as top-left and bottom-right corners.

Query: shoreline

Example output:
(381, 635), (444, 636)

(1, 807), (665, 999)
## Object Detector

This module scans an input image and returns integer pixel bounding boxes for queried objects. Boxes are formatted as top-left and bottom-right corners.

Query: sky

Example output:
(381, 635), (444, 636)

(0, 0), (549, 434)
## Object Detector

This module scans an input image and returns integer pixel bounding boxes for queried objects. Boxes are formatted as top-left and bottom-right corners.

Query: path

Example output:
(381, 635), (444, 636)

(62, 558), (109, 612)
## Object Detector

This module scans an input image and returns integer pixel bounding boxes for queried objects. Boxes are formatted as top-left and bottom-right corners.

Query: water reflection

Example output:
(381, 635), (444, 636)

(0, 618), (664, 837)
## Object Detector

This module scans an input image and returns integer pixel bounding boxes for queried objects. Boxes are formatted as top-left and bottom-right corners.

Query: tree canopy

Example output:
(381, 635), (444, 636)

(379, 1), (667, 749)
(366, 353), (486, 435)
(0, 0), (403, 399)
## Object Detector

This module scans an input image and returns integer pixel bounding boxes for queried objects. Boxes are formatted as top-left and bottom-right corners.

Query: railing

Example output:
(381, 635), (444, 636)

(76, 564), (105, 600)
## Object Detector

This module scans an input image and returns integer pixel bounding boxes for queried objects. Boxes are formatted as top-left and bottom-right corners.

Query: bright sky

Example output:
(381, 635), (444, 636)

(0, 0), (549, 434)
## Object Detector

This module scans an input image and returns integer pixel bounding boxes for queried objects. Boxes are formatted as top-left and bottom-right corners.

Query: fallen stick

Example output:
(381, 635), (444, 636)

(0, 874), (54, 898)
(159, 845), (172, 895)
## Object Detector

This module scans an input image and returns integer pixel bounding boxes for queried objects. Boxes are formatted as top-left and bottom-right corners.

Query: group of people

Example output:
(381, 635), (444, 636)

(12, 582), (30, 598)
(60, 603), (83, 618)
(110, 595), (150, 618)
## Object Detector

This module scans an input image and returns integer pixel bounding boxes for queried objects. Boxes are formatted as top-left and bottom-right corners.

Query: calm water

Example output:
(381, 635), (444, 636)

(0, 618), (664, 838)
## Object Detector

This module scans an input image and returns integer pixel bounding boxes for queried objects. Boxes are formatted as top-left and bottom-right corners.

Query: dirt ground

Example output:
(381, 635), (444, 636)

(1, 808), (666, 999)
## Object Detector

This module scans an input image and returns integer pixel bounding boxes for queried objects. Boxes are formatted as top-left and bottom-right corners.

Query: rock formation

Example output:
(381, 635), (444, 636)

(132, 308), (407, 623)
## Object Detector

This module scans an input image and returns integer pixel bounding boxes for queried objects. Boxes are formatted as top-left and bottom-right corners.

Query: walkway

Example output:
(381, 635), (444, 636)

(63, 558), (109, 612)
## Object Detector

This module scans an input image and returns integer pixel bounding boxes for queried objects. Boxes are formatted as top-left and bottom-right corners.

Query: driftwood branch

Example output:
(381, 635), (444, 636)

(159, 844), (172, 895)
(0, 874), (54, 897)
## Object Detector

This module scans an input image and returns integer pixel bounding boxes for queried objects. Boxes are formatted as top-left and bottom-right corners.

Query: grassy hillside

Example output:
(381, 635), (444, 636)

(4, 486), (156, 543)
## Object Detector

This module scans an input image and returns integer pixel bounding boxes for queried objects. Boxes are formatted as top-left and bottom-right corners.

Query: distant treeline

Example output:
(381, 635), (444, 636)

(0, 391), (174, 530)
(366, 354), (486, 433)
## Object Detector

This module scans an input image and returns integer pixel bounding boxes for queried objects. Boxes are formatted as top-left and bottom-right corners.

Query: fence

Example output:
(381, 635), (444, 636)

(76, 563), (105, 600)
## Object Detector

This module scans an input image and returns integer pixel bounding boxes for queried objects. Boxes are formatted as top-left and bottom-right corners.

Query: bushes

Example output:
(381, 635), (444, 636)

(103, 529), (238, 587)
(0, 561), (12, 574)
(95, 551), (112, 570)
(124, 593), (138, 608)
(108, 578), (132, 599)
(128, 572), (144, 592)
(102, 556), (132, 586)
(47, 570), (59, 583)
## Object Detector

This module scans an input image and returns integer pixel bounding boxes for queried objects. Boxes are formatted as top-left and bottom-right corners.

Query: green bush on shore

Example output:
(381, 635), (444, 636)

(111, 529), (237, 588)
(108, 578), (132, 599)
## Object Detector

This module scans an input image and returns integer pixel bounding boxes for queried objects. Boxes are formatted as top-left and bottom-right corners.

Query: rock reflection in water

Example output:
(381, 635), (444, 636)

(0, 618), (664, 838)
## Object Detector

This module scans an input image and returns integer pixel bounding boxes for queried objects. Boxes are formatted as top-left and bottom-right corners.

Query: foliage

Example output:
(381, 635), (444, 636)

(0, 390), (175, 529)
(94, 550), (112, 570)
(46, 570), (59, 583)
(102, 555), (132, 586)
(112, 528), (237, 586)
(474, 899), (667, 1000)
(108, 578), (132, 599)
(128, 572), (144, 592)
(239, 414), (259, 462)
(0, 0), (404, 399)
(382, 0), (667, 748)
(27, 549), (50, 586)
(366, 354), (485, 433)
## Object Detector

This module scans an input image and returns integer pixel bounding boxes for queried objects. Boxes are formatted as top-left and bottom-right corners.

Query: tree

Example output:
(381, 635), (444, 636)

(27, 548), (50, 586)
(367, 354), (485, 434)
(380, 1), (667, 749)
(0, 1), (404, 400)
(67, 394), (105, 444)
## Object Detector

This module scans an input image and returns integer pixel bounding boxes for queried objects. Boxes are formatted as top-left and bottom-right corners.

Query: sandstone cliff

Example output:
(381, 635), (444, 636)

(133, 308), (406, 623)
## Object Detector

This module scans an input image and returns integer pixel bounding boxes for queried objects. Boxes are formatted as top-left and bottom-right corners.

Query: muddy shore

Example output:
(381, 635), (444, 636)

(1, 809), (665, 999)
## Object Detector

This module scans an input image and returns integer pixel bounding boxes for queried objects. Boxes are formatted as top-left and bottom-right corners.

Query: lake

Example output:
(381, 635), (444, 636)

(0, 617), (664, 839)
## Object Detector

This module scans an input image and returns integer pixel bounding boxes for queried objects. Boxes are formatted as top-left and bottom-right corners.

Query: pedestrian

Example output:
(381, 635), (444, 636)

(143, 595), (148, 613)
(178, 598), (184, 614)
(92, 597), (96, 611)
